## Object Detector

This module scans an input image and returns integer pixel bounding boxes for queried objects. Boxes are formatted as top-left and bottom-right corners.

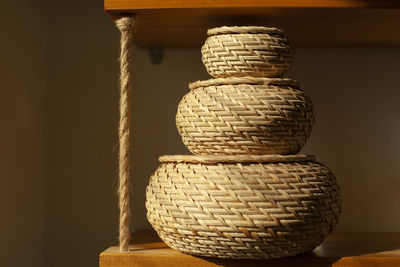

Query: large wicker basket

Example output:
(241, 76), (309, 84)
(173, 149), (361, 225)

(201, 26), (293, 78)
(176, 77), (314, 155)
(146, 154), (341, 259)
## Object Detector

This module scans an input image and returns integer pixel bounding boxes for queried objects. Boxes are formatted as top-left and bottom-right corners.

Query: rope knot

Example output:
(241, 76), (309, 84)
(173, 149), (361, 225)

(116, 16), (135, 33)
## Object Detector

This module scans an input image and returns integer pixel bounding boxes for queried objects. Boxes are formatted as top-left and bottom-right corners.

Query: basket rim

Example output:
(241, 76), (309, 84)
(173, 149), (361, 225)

(159, 154), (315, 164)
(189, 77), (299, 90)
(207, 26), (284, 36)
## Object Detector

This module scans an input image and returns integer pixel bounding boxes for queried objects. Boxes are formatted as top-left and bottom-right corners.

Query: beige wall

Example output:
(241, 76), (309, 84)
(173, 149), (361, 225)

(1, 1), (400, 267)
(0, 1), (46, 267)
(290, 48), (400, 232)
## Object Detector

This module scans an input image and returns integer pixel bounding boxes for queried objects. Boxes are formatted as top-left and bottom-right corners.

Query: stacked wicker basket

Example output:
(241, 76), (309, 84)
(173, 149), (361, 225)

(146, 26), (341, 259)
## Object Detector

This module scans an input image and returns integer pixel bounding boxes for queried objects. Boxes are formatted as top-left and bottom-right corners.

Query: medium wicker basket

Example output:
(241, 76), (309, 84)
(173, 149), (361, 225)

(146, 154), (341, 259)
(202, 26), (293, 78)
(176, 77), (314, 155)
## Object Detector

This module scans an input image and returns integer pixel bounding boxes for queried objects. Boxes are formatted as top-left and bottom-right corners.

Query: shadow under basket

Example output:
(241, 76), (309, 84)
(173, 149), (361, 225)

(145, 154), (341, 259)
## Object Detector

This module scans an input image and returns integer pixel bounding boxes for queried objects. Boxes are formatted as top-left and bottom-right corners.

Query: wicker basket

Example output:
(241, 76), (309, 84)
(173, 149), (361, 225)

(176, 77), (314, 155)
(202, 26), (293, 78)
(146, 154), (341, 259)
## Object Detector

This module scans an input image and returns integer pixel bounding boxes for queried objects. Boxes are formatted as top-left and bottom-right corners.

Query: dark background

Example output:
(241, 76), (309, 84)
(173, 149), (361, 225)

(1, 0), (399, 266)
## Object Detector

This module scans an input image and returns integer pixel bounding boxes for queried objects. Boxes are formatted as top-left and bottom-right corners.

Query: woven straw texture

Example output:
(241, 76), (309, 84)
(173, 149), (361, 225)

(146, 155), (341, 259)
(202, 26), (293, 78)
(176, 77), (314, 155)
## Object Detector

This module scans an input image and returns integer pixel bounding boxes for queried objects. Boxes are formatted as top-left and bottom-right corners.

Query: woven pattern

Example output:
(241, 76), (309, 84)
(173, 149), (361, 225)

(176, 77), (314, 155)
(146, 26), (341, 260)
(146, 157), (341, 259)
(202, 26), (292, 78)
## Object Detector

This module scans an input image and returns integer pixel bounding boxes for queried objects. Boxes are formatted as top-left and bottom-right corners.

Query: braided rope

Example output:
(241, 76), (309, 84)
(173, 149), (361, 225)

(159, 154), (315, 163)
(207, 26), (284, 35)
(189, 77), (299, 90)
(115, 15), (135, 252)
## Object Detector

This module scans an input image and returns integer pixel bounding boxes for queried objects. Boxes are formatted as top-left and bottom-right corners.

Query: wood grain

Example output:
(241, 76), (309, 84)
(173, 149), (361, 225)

(104, 3), (400, 47)
(99, 232), (400, 267)
(105, 0), (400, 10)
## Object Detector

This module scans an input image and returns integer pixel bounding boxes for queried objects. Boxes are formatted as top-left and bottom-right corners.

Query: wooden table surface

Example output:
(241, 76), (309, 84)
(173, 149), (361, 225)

(100, 231), (400, 267)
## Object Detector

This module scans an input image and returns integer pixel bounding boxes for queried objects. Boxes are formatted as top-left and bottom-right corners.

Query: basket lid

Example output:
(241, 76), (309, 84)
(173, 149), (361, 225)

(189, 77), (299, 90)
(207, 26), (284, 36)
(159, 154), (315, 164)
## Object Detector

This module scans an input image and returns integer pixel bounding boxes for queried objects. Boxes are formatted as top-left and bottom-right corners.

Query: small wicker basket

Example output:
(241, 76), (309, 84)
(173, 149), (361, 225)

(202, 26), (293, 78)
(176, 77), (314, 155)
(146, 154), (341, 259)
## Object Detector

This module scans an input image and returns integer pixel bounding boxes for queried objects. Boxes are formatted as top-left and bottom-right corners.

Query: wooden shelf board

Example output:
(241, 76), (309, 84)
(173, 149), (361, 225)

(100, 232), (400, 267)
(105, 0), (400, 10)
(104, 1), (400, 47)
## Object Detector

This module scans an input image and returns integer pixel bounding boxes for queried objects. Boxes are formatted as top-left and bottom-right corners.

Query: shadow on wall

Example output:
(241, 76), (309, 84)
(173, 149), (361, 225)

(0, 1), (46, 267)
(289, 48), (400, 233)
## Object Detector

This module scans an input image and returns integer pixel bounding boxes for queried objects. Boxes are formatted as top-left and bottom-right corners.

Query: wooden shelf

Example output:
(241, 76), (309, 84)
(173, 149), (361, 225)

(104, 0), (400, 47)
(100, 231), (400, 267)
(105, 0), (400, 10)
